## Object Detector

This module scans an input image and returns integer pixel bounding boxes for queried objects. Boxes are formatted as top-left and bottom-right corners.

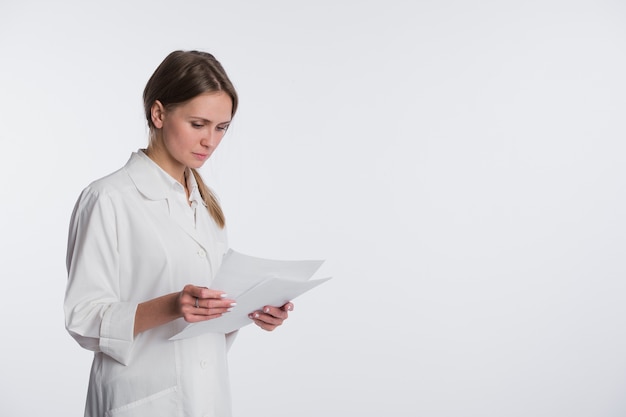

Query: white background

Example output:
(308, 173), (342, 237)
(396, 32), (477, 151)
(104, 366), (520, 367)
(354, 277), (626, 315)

(1, 1), (626, 416)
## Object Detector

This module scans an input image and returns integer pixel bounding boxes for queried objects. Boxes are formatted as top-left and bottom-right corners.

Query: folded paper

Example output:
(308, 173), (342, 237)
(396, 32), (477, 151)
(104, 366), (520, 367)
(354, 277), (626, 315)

(170, 249), (331, 339)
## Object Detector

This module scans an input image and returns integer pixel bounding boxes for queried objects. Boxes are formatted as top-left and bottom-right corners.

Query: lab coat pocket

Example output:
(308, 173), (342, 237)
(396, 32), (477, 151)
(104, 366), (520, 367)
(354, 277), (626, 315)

(105, 386), (179, 417)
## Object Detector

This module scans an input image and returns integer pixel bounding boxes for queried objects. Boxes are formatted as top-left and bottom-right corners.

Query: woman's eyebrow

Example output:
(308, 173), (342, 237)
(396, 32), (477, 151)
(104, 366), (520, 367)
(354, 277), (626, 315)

(190, 116), (231, 124)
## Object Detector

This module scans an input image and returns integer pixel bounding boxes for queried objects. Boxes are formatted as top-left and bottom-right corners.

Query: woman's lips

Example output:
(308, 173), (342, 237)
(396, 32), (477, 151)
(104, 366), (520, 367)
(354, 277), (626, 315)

(193, 152), (209, 161)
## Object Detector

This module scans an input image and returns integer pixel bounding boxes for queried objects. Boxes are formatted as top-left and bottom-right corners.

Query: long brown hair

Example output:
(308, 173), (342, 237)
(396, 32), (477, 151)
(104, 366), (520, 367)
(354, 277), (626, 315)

(143, 50), (238, 228)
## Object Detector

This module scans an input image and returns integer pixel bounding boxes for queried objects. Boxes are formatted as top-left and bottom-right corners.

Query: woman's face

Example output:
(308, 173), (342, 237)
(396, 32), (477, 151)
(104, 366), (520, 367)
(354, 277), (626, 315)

(151, 91), (233, 177)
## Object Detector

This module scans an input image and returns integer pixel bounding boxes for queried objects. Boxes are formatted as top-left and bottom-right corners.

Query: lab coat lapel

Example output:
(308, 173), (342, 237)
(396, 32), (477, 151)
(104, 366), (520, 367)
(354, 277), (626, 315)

(167, 203), (211, 251)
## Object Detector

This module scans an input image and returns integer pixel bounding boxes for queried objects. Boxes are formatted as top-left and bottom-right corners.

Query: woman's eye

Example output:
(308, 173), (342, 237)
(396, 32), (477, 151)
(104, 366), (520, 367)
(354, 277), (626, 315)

(191, 122), (204, 128)
(217, 125), (230, 132)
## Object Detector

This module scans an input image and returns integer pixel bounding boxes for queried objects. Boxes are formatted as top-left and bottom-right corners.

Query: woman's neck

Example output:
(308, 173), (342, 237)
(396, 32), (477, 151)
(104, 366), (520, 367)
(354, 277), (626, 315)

(144, 145), (186, 187)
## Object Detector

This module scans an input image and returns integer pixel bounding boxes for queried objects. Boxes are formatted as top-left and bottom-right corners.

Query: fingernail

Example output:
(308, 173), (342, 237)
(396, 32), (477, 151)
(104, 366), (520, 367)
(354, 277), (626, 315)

(263, 307), (270, 313)
(230, 302), (237, 307)
(227, 308), (233, 312)
(220, 293), (229, 298)
(254, 312), (259, 318)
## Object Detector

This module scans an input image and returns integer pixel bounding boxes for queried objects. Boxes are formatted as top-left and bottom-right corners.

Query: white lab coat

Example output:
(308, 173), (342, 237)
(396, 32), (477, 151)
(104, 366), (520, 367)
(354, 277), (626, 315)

(65, 151), (235, 417)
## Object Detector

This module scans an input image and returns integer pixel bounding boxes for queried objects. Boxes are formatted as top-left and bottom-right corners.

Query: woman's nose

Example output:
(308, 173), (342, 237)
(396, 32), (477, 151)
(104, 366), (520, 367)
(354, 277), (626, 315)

(201, 130), (219, 148)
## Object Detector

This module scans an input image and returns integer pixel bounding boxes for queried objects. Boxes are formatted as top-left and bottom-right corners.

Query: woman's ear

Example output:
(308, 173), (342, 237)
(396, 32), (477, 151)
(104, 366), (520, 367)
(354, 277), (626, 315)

(150, 100), (165, 129)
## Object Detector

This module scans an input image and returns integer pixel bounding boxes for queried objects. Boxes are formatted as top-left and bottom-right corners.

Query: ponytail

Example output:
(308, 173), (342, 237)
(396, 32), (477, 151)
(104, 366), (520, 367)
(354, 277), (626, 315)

(191, 168), (225, 229)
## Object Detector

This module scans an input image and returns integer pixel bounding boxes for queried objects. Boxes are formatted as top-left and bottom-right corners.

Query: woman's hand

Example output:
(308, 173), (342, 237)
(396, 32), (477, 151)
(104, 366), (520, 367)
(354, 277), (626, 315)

(248, 302), (294, 331)
(134, 285), (236, 336)
(178, 284), (236, 323)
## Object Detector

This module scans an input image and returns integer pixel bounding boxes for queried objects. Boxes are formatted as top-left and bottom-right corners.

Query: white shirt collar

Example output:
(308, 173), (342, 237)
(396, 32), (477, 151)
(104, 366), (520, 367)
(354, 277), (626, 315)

(136, 150), (206, 208)
(186, 170), (206, 209)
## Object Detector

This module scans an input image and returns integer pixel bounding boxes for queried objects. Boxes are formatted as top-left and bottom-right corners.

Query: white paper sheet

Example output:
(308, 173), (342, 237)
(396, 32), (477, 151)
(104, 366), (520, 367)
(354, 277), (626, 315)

(169, 249), (332, 339)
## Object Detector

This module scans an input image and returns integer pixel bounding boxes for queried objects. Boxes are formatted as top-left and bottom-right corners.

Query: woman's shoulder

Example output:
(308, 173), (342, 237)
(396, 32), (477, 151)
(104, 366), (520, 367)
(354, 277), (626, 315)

(81, 152), (148, 195)
(81, 166), (131, 198)
(74, 154), (142, 206)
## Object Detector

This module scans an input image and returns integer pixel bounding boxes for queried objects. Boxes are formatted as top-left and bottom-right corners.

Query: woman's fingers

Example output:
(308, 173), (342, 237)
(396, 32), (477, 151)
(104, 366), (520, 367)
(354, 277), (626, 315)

(248, 302), (294, 331)
(180, 284), (236, 322)
(195, 296), (237, 312)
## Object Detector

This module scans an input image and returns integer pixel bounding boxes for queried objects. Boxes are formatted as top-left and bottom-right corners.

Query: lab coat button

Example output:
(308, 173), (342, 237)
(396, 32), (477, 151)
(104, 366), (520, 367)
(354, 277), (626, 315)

(200, 360), (208, 369)
(197, 249), (206, 258)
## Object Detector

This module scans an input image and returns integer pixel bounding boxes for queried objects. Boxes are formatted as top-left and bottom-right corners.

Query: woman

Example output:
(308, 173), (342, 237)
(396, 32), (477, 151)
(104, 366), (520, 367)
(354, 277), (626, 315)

(64, 50), (293, 417)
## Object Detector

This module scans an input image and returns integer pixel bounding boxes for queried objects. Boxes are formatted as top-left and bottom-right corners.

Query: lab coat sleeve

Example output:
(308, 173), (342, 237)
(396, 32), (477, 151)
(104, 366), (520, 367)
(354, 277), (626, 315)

(64, 186), (137, 366)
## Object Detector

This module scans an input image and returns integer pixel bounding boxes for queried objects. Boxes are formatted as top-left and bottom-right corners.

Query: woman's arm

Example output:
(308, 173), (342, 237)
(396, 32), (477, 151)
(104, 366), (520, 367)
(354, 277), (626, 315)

(134, 285), (236, 336)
